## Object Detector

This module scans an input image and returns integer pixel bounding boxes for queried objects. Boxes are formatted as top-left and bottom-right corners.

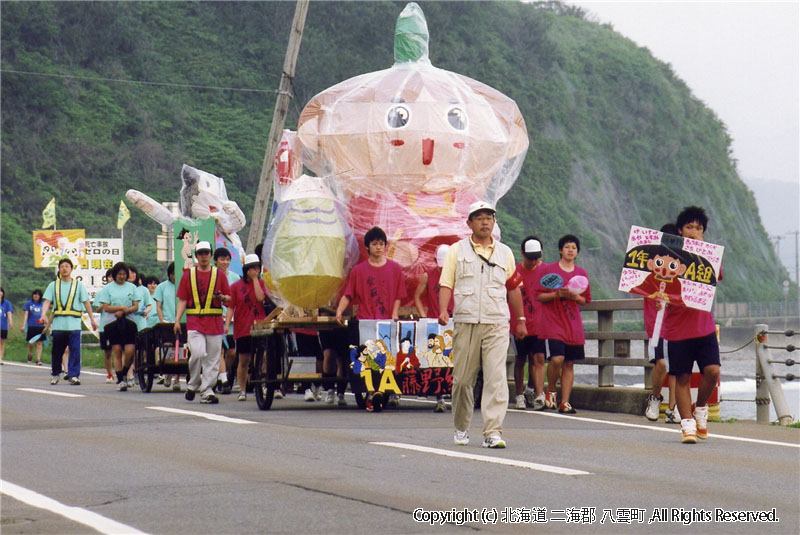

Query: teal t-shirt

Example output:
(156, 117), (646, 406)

(153, 280), (179, 323)
(132, 285), (151, 331)
(43, 279), (90, 331)
(222, 270), (240, 335)
(145, 290), (160, 329)
(96, 281), (138, 329)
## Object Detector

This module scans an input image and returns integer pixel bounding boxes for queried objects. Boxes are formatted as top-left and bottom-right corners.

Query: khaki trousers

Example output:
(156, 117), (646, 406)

(451, 322), (509, 438)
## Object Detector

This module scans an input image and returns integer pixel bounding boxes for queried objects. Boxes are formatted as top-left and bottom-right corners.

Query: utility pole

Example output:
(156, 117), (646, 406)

(246, 0), (310, 253)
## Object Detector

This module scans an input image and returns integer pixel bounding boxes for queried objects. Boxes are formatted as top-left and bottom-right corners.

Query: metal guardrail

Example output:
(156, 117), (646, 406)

(577, 299), (653, 387)
(755, 324), (796, 426)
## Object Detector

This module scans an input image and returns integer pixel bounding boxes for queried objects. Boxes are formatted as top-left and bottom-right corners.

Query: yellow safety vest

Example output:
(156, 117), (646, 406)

(186, 267), (223, 316)
(53, 279), (81, 317)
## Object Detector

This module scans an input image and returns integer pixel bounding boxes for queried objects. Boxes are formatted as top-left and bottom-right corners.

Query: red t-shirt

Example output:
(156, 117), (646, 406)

(343, 259), (406, 320)
(176, 268), (230, 335)
(423, 266), (453, 319)
(228, 278), (269, 340)
(509, 262), (544, 335)
(534, 262), (591, 345)
(663, 267), (722, 341)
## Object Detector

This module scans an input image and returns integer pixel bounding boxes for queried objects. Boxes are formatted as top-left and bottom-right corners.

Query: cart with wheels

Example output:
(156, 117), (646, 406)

(134, 322), (189, 392)
(249, 315), (347, 410)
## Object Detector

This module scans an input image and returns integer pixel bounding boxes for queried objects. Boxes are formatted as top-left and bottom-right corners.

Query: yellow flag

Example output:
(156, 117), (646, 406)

(42, 198), (56, 229)
(117, 200), (131, 230)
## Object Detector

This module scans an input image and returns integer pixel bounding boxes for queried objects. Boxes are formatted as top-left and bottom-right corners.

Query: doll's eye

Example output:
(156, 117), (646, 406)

(654, 258), (664, 268)
(669, 261), (679, 270)
(387, 105), (410, 128)
(447, 107), (467, 130)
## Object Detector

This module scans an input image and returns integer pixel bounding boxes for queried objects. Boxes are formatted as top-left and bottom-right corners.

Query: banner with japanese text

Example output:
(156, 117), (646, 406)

(618, 226), (723, 311)
(73, 238), (124, 300)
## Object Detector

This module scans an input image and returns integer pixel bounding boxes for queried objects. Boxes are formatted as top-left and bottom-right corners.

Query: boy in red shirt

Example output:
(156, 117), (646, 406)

(535, 234), (591, 414)
(510, 236), (546, 410)
(336, 226), (406, 410)
(664, 206), (722, 444)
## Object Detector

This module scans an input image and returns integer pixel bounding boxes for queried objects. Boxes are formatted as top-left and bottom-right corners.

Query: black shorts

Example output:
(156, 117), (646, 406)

(105, 318), (137, 347)
(318, 326), (352, 357)
(292, 332), (322, 358)
(99, 331), (111, 351)
(225, 334), (236, 350)
(236, 336), (255, 355)
(544, 339), (585, 361)
(0, 329), (7, 340)
(665, 332), (720, 376)
(26, 325), (46, 343)
(515, 335), (545, 358)
(648, 338), (665, 363)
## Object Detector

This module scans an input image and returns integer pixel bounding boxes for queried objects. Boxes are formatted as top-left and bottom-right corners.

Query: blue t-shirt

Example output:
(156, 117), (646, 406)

(24, 300), (44, 327)
(1, 301), (13, 330)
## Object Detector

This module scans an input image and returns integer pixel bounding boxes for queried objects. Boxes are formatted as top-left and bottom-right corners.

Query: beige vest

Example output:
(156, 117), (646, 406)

(452, 238), (513, 324)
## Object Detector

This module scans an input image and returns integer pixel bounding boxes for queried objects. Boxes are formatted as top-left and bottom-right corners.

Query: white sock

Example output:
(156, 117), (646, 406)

(219, 372), (228, 383)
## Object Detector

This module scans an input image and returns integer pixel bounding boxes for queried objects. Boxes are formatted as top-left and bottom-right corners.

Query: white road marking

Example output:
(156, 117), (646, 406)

(516, 410), (800, 449)
(371, 441), (591, 476)
(1, 479), (147, 534)
(17, 388), (84, 398)
(147, 406), (257, 424)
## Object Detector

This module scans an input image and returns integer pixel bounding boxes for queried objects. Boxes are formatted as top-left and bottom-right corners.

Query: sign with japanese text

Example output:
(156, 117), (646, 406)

(72, 238), (124, 300)
(32, 229), (86, 268)
(618, 225), (723, 311)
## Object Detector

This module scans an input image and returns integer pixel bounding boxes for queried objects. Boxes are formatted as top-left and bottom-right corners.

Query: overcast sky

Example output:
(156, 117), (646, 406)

(568, 1), (799, 185)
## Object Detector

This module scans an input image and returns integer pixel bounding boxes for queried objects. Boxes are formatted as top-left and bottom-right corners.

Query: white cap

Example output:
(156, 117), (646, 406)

(435, 244), (450, 267)
(467, 200), (495, 218)
(242, 253), (261, 269)
(523, 239), (542, 258)
(195, 241), (212, 253)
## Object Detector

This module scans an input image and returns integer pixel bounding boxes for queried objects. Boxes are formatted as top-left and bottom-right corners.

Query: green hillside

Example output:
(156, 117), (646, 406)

(0, 1), (788, 304)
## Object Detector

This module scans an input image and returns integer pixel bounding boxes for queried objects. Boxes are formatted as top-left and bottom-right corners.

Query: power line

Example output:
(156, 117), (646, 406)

(1, 68), (278, 94)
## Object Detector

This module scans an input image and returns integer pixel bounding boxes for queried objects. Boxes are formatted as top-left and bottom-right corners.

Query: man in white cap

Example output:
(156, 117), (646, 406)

(511, 236), (547, 410)
(413, 243), (455, 413)
(174, 241), (231, 404)
(438, 201), (527, 448)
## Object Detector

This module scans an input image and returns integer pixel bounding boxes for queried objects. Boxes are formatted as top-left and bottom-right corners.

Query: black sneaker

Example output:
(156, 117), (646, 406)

(185, 389), (196, 401)
(200, 393), (219, 404)
(68, 376), (81, 385)
(221, 381), (233, 395)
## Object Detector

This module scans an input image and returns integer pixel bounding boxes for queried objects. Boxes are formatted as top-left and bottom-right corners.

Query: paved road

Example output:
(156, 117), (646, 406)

(2, 362), (798, 534)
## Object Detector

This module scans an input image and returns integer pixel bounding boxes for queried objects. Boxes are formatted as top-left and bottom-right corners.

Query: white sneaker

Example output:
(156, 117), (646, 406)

(453, 429), (469, 446)
(274, 390), (284, 400)
(533, 393), (546, 411)
(523, 387), (536, 407)
(127, 377), (135, 388)
(314, 385), (323, 401)
(645, 394), (662, 421)
(118, 381), (128, 391)
(238, 392), (247, 401)
(681, 418), (697, 444)
(50, 376), (59, 385)
(515, 394), (526, 410)
(164, 376), (172, 388)
(482, 434), (507, 449)
(304, 388), (315, 402)
(325, 389), (336, 404)
(693, 404), (709, 439)
(664, 407), (681, 424)
(105, 374), (114, 384)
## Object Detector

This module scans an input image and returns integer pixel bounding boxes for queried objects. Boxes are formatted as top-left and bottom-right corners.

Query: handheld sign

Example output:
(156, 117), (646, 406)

(618, 225), (724, 353)
(29, 333), (42, 344)
(567, 275), (589, 295)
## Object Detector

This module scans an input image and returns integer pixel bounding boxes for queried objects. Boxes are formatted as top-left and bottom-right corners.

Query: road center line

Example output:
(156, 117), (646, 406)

(17, 388), (84, 398)
(371, 441), (591, 476)
(147, 406), (257, 424)
(520, 410), (800, 449)
(1, 479), (147, 535)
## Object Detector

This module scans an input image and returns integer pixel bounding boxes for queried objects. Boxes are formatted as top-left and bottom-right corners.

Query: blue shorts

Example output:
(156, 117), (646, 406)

(515, 335), (545, 358)
(665, 332), (720, 376)
(544, 339), (585, 361)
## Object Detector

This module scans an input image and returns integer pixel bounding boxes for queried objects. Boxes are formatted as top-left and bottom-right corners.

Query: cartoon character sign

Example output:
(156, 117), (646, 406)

(297, 2), (528, 299)
(33, 230), (86, 268)
(126, 164), (246, 276)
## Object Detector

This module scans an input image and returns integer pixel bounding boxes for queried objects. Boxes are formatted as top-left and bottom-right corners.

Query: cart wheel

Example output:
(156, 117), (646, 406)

(371, 391), (385, 412)
(354, 391), (366, 410)
(137, 336), (154, 392)
(253, 337), (277, 410)
(254, 382), (274, 410)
